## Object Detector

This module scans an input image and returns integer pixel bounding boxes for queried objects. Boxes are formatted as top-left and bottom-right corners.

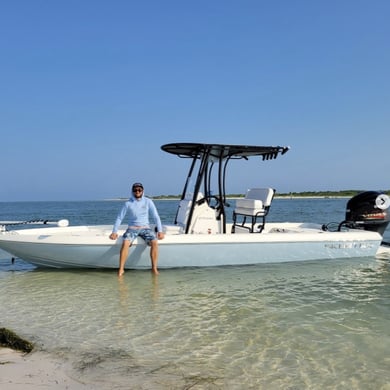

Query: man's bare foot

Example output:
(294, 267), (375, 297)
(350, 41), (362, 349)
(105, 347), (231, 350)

(118, 269), (125, 277)
(152, 268), (159, 275)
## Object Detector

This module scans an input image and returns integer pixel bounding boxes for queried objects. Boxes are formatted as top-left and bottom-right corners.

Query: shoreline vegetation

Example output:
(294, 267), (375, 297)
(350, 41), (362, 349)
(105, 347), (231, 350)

(0, 328), (34, 353)
(112, 189), (390, 201)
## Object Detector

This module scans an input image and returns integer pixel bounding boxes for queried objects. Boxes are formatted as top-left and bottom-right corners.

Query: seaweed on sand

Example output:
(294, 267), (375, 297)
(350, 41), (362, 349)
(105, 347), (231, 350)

(0, 328), (34, 353)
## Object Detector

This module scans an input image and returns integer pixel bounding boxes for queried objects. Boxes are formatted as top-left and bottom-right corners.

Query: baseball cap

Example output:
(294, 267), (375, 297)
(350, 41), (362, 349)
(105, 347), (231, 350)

(132, 182), (144, 190)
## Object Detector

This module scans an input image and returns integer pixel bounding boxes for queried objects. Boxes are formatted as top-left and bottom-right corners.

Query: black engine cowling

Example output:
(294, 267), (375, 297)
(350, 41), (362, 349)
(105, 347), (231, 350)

(344, 191), (390, 236)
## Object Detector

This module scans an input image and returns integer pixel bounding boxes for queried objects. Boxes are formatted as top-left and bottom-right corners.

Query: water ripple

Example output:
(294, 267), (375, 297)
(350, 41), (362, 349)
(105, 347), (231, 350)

(1, 259), (390, 388)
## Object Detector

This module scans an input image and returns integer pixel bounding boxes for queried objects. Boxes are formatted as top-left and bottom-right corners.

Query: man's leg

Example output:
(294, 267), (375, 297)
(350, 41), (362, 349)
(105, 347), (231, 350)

(118, 240), (131, 277)
(150, 239), (159, 275)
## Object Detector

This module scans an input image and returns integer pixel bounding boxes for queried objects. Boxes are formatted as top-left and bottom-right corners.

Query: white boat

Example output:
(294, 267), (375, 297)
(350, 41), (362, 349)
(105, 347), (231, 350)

(1, 143), (389, 269)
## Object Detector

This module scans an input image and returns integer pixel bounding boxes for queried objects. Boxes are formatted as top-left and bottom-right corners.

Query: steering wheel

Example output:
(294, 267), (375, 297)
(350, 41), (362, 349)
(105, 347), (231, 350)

(196, 195), (231, 210)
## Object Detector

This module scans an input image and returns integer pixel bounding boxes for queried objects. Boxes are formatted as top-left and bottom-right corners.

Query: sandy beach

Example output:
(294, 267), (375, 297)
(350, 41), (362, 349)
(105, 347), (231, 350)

(0, 348), (96, 390)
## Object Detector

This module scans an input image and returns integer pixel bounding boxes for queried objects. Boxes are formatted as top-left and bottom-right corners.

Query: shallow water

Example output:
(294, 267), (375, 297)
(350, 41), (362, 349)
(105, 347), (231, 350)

(1, 199), (390, 388)
(1, 259), (390, 388)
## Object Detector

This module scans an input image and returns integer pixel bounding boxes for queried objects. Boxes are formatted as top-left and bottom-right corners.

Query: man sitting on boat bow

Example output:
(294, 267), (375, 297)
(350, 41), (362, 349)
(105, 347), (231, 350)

(109, 182), (165, 276)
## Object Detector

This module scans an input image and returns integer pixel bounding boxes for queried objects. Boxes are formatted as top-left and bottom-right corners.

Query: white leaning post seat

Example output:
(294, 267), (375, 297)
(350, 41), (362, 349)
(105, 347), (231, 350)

(175, 192), (204, 229)
(232, 188), (275, 233)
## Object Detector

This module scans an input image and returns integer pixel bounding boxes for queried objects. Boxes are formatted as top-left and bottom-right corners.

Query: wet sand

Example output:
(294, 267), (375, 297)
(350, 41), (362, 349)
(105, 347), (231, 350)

(0, 348), (96, 390)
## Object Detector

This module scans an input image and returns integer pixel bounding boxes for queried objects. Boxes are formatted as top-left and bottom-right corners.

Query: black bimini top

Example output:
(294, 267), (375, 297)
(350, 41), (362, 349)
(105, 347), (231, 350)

(161, 143), (290, 161)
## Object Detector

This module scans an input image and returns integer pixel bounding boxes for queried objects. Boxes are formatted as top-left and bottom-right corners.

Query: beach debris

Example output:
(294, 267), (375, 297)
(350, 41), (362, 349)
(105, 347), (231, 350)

(0, 328), (34, 353)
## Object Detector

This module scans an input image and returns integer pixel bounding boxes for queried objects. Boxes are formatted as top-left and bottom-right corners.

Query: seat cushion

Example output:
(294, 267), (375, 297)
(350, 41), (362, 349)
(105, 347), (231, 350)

(235, 198), (263, 209)
(246, 188), (274, 206)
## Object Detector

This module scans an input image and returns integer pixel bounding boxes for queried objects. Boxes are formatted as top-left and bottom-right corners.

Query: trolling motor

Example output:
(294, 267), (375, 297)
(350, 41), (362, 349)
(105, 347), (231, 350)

(340, 191), (390, 235)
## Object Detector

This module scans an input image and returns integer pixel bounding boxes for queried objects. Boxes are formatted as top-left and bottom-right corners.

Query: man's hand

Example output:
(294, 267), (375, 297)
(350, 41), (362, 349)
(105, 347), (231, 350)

(157, 232), (165, 240)
(109, 232), (118, 240)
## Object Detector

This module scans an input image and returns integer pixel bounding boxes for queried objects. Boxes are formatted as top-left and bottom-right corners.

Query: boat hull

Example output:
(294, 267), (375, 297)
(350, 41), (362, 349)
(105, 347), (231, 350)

(0, 223), (383, 269)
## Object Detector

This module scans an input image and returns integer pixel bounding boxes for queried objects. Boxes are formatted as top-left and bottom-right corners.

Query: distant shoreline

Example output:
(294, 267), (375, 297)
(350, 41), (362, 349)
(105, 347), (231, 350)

(106, 195), (352, 201)
(105, 189), (389, 202)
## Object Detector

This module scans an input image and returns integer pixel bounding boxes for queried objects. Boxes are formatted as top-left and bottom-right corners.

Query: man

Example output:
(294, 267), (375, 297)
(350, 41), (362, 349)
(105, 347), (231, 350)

(109, 182), (165, 276)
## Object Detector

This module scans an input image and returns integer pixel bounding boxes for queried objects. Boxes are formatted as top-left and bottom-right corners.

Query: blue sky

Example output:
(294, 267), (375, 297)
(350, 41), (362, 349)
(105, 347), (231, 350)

(1, 0), (389, 201)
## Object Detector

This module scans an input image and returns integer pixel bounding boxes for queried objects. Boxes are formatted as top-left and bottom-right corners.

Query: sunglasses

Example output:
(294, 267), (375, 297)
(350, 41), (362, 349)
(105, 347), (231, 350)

(133, 188), (143, 192)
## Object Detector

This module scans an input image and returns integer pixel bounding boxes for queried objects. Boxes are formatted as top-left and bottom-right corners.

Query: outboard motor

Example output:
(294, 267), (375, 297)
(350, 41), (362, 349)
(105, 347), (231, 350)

(344, 191), (390, 236)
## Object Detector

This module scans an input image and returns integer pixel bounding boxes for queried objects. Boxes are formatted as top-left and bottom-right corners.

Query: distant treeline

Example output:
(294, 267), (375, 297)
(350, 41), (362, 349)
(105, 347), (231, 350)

(277, 189), (390, 198)
(152, 190), (390, 199)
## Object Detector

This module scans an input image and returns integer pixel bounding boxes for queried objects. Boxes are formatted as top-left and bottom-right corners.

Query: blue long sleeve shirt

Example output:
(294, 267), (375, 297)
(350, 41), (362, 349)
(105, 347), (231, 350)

(112, 196), (163, 233)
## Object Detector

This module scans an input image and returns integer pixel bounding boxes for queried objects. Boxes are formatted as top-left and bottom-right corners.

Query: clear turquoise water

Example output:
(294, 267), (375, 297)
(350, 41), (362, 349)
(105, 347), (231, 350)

(1, 199), (389, 389)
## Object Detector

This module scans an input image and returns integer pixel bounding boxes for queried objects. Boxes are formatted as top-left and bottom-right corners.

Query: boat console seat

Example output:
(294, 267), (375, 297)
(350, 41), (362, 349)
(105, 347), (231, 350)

(175, 192), (204, 229)
(232, 188), (275, 233)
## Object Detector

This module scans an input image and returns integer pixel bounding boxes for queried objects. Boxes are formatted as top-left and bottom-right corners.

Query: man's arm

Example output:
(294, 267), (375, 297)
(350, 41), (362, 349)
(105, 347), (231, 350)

(149, 199), (163, 234)
(109, 203), (128, 239)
